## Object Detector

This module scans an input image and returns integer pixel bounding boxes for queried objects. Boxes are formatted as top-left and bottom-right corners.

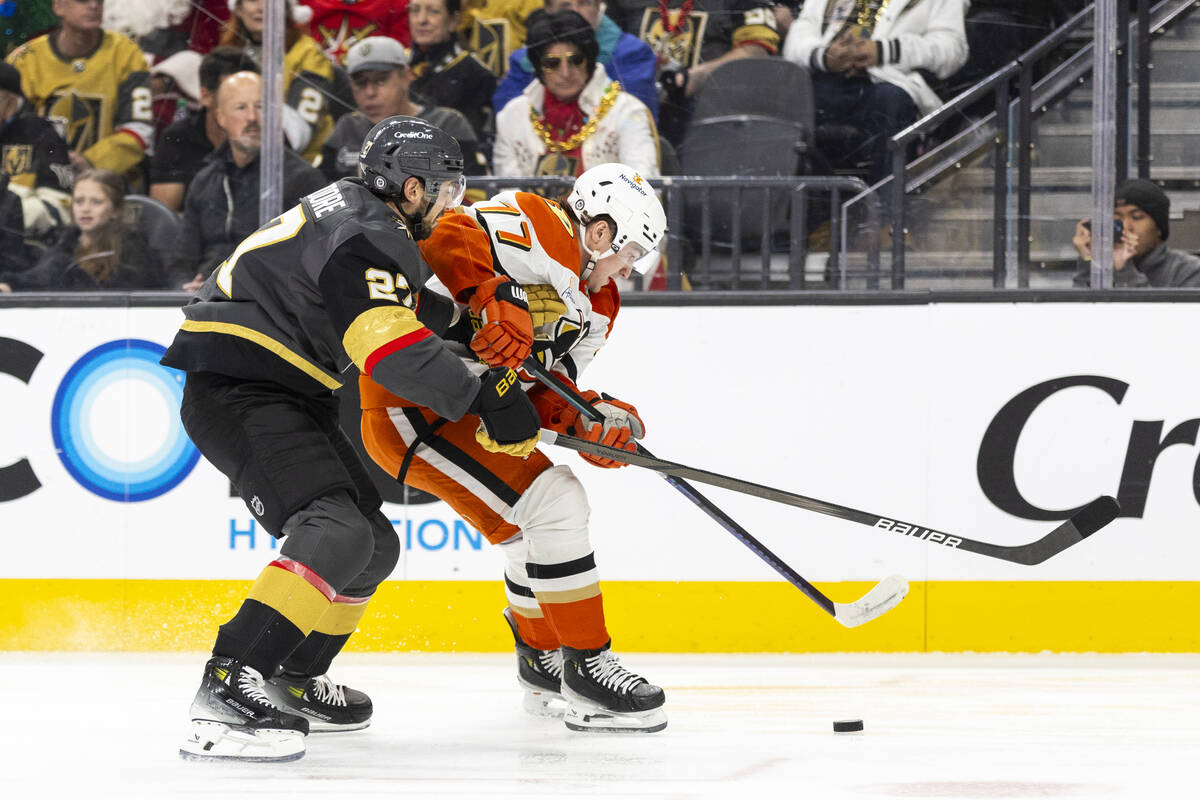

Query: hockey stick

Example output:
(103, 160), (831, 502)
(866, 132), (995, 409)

(524, 358), (908, 628)
(540, 428), (1120, 567)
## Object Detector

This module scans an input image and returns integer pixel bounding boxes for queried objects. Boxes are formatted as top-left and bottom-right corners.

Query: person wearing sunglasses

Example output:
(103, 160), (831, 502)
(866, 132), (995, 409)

(493, 9), (659, 179)
(492, 0), (659, 123)
(168, 116), (542, 762)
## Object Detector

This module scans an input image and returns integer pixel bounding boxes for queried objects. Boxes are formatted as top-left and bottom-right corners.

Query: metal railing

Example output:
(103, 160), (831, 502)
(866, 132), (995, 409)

(841, 0), (1199, 290)
(468, 175), (876, 291)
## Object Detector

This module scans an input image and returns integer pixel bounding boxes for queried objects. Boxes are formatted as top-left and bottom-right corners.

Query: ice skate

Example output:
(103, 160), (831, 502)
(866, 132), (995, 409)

(180, 656), (308, 762)
(502, 607), (565, 717)
(266, 672), (373, 732)
(560, 643), (667, 733)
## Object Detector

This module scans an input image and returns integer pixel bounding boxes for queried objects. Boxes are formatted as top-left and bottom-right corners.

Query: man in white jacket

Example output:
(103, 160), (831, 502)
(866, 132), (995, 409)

(783, 0), (969, 185)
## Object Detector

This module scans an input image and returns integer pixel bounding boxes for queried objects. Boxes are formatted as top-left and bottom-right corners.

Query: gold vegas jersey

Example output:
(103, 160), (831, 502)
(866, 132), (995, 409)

(6, 31), (153, 174)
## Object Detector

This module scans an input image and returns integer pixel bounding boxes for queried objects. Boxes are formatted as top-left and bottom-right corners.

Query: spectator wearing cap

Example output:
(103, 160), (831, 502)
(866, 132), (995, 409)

(0, 60), (72, 255)
(319, 35), (485, 181)
(169, 71), (326, 290)
(492, 0), (659, 122)
(149, 47), (259, 212)
(1072, 179), (1200, 288)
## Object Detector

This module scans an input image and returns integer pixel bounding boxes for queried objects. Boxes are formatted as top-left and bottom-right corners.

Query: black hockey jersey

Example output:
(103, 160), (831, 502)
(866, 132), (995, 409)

(161, 179), (479, 420)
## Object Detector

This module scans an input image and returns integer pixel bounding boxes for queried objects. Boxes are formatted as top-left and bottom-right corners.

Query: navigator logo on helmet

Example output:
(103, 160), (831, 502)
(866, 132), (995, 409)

(358, 115), (467, 240)
(568, 163), (667, 279)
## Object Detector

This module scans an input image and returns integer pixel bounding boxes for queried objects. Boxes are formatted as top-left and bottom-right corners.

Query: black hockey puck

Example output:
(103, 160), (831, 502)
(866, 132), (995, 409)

(833, 719), (864, 733)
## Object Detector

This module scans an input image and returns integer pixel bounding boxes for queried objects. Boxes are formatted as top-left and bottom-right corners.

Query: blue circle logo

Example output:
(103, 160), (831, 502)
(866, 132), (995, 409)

(51, 339), (199, 501)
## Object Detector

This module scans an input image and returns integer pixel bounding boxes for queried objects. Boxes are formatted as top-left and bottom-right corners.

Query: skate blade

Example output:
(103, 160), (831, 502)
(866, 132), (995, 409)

(179, 720), (306, 762)
(563, 703), (668, 733)
(522, 688), (567, 718)
(308, 718), (371, 733)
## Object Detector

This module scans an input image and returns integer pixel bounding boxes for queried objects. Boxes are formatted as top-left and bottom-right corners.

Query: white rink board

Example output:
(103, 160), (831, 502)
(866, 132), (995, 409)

(1, 302), (1197, 582)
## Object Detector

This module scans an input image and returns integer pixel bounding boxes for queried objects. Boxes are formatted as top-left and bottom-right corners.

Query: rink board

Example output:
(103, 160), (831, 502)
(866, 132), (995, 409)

(2, 302), (1199, 652)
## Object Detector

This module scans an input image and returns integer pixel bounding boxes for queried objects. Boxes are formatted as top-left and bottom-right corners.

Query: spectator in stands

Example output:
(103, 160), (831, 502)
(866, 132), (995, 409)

(492, 0), (659, 121)
(1072, 179), (1200, 288)
(170, 71), (325, 290)
(409, 0), (497, 145)
(6, 0), (154, 180)
(149, 47), (259, 212)
(0, 61), (72, 242)
(319, 36), (484, 181)
(458, 0), (543, 78)
(301, 0), (412, 63)
(221, 0), (337, 162)
(605, 0), (780, 144)
(148, 49), (203, 150)
(493, 10), (658, 178)
(783, 0), (968, 186)
(0, 168), (165, 291)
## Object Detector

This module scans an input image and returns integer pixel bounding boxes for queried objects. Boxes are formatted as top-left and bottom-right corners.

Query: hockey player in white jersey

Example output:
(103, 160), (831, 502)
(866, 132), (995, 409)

(360, 163), (669, 732)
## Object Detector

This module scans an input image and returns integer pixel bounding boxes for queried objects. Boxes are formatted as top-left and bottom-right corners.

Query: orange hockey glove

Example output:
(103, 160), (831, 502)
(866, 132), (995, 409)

(468, 276), (534, 369)
(571, 394), (646, 469)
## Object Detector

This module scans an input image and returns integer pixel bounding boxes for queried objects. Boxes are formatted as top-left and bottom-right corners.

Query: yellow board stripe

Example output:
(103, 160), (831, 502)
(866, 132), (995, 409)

(246, 566), (331, 634)
(313, 598), (371, 636)
(179, 320), (342, 389)
(1, 580), (1198, 652)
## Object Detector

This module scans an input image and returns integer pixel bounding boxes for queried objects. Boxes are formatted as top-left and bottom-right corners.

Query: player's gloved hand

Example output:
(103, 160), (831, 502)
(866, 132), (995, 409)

(469, 276), (534, 369)
(471, 367), (541, 458)
(523, 283), (568, 330)
(570, 393), (645, 469)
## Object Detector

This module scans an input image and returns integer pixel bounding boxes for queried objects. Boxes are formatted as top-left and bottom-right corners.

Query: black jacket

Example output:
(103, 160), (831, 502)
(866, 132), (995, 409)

(169, 143), (327, 287)
(0, 225), (166, 291)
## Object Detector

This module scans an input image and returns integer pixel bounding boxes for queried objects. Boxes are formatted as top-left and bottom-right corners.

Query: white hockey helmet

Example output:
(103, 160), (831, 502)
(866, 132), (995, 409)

(567, 163), (666, 273)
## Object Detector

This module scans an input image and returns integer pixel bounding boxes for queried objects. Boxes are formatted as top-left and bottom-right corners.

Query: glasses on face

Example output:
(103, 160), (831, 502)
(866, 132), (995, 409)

(541, 52), (586, 71)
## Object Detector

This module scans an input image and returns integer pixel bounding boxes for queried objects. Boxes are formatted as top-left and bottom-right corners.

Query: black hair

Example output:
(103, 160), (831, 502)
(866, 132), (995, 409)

(199, 46), (261, 94)
(526, 10), (599, 84)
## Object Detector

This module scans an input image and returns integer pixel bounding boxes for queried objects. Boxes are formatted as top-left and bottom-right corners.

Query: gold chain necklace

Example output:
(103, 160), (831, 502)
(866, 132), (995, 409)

(855, 0), (890, 29)
(529, 82), (622, 153)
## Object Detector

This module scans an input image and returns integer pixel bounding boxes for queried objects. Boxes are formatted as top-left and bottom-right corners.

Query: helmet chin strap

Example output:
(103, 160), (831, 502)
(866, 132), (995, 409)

(405, 190), (438, 241)
(579, 219), (606, 283)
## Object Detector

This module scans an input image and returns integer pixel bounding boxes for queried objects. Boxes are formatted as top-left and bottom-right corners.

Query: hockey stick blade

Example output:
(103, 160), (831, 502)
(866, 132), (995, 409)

(833, 574), (910, 628)
(540, 431), (1121, 565)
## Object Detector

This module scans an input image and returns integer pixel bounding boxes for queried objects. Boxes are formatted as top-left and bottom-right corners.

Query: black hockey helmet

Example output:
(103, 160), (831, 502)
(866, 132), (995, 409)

(358, 116), (466, 208)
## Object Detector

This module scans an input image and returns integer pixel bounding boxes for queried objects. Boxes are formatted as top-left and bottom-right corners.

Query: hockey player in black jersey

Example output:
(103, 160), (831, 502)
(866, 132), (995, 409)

(164, 116), (542, 762)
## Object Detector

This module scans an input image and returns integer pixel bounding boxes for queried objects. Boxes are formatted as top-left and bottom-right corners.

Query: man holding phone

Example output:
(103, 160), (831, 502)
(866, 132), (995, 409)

(1072, 178), (1200, 287)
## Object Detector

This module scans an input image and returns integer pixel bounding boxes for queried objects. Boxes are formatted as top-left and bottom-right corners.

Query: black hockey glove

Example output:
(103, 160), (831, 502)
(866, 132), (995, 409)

(470, 367), (541, 457)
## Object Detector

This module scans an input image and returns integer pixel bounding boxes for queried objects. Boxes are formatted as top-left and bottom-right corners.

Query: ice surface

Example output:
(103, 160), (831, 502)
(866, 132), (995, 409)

(3, 652), (1194, 799)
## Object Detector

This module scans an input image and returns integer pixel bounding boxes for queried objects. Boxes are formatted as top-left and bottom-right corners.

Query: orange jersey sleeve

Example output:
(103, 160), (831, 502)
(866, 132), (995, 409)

(418, 210), (497, 303)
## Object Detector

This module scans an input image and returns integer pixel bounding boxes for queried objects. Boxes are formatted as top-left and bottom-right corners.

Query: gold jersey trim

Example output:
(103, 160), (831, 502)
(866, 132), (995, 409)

(178, 319), (343, 390)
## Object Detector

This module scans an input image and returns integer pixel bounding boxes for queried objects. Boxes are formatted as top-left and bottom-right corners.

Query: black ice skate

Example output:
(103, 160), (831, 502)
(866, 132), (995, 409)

(266, 672), (373, 732)
(179, 656), (309, 762)
(560, 642), (667, 733)
(502, 607), (565, 717)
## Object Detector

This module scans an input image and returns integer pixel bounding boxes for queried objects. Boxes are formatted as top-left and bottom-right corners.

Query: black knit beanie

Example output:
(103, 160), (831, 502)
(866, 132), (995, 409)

(1114, 178), (1170, 240)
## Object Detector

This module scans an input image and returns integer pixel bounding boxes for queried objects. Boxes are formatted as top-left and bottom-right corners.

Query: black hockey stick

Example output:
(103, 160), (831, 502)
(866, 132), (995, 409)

(524, 358), (908, 628)
(540, 428), (1120, 567)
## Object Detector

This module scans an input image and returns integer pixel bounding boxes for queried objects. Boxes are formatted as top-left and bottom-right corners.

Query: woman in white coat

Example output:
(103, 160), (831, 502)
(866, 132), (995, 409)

(493, 9), (660, 179)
